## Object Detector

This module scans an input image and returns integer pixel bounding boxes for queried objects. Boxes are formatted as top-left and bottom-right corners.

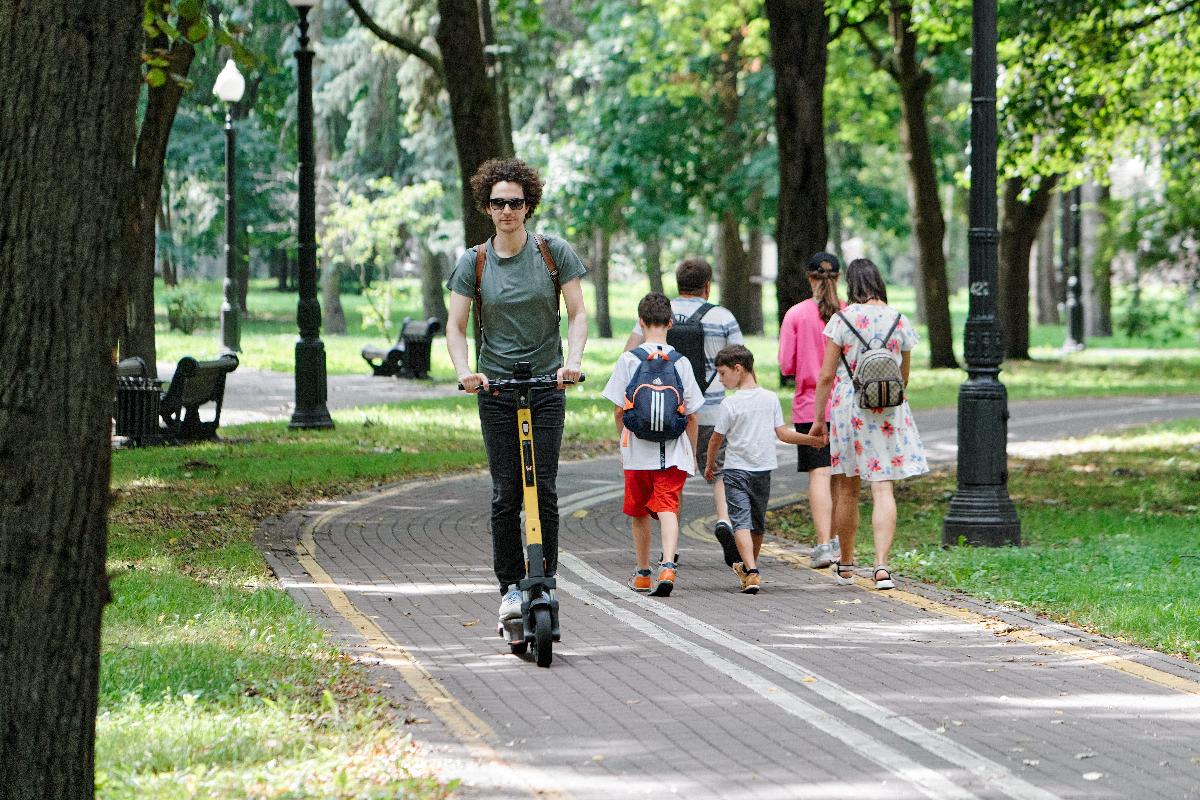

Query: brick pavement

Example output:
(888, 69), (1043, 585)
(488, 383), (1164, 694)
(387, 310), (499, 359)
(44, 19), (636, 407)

(260, 395), (1200, 800)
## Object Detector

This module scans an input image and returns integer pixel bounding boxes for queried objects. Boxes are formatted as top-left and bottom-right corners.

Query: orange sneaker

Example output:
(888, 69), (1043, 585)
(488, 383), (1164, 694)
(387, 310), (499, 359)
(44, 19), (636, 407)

(629, 569), (652, 593)
(732, 562), (760, 594)
(651, 562), (676, 596)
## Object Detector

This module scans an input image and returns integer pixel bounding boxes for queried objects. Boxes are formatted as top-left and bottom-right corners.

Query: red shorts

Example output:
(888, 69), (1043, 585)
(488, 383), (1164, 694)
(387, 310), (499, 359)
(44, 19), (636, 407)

(623, 467), (688, 518)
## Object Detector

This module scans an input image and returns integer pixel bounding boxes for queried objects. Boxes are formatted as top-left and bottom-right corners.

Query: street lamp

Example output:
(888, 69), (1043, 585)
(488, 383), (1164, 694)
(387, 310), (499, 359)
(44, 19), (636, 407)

(287, 0), (333, 429)
(1063, 186), (1085, 351)
(942, 0), (1021, 547)
(213, 59), (245, 354)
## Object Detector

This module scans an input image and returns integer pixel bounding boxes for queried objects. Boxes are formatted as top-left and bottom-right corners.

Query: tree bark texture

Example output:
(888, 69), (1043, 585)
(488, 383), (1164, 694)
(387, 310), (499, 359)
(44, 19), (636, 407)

(717, 213), (756, 332)
(645, 238), (664, 295)
(765, 0), (829, 327)
(436, 0), (512, 248)
(419, 241), (449, 324)
(592, 228), (613, 339)
(1034, 191), (1060, 325)
(122, 32), (197, 378)
(890, 3), (957, 368)
(0, 3), (141, 797)
(1081, 182), (1112, 337)
(998, 175), (1058, 359)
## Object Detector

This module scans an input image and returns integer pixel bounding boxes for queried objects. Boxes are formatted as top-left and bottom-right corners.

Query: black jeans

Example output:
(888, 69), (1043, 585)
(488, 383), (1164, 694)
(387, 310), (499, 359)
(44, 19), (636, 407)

(477, 388), (565, 593)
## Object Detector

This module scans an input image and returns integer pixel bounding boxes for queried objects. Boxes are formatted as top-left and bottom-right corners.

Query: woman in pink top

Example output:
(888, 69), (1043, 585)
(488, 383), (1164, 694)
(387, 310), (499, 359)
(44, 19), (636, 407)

(778, 252), (844, 570)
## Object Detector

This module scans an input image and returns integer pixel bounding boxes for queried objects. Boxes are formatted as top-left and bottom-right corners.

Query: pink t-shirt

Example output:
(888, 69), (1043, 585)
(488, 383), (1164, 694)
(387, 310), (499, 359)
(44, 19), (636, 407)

(778, 298), (841, 423)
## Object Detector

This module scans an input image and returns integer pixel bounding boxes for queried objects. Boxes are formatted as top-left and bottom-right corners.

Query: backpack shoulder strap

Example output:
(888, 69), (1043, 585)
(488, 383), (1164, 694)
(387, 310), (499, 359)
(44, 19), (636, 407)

(686, 302), (715, 324)
(473, 241), (488, 337)
(533, 233), (562, 310)
(834, 310), (872, 350)
(882, 313), (903, 346)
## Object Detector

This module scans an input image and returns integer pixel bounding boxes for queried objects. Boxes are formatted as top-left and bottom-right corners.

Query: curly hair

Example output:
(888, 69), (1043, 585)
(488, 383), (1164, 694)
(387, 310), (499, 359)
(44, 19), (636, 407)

(469, 158), (544, 219)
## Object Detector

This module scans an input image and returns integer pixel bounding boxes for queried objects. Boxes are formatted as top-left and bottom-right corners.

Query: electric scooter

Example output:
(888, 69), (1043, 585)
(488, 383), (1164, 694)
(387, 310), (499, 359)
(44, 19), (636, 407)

(462, 361), (583, 668)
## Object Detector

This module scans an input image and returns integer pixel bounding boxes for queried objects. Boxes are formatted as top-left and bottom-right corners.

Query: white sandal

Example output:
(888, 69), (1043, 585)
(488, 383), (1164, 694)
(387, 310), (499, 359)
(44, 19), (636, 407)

(873, 565), (895, 590)
(832, 560), (856, 586)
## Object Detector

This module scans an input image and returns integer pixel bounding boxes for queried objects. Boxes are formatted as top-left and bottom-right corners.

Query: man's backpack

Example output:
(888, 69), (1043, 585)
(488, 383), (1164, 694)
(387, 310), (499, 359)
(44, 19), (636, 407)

(622, 346), (689, 443)
(835, 311), (906, 410)
(666, 302), (714, 391)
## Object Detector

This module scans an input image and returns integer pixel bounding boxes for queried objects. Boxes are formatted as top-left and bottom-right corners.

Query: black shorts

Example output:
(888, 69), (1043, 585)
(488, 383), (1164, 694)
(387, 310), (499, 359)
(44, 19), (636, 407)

(795, 421), (832, 472)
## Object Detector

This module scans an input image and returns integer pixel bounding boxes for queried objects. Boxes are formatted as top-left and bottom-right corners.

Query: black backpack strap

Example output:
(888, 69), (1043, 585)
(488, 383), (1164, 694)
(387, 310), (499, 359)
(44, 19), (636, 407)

(833, 311), (862, 386)
(686, 302), (715, 324)
(835, 310), (872, 350)
(882, 313), (903, 347)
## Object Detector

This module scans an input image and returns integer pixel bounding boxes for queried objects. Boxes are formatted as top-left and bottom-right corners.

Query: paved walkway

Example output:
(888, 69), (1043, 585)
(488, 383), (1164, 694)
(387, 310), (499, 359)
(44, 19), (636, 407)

(259, 395), (1200, 800)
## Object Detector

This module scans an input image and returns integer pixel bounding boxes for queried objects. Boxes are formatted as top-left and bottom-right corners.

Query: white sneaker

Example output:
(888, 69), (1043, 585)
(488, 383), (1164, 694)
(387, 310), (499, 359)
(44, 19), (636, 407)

(498, 586), (523, 620)
(811, 541), (834, 569)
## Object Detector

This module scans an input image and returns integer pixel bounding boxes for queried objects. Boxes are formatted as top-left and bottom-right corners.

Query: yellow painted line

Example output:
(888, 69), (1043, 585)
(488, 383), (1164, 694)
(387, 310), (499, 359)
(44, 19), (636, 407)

(294, 484), (572, 800)
(774, 543), (1200, 697)
(685, 493), (1200, 697)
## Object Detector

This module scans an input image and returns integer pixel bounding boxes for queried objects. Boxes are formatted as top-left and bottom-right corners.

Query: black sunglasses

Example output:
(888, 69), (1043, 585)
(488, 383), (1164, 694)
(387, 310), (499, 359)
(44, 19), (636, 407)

(488, 197), (527, 210)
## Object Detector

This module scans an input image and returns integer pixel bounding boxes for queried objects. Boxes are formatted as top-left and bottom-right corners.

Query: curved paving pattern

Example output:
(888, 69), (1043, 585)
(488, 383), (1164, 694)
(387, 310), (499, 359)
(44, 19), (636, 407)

(259, 396), (1200, 799)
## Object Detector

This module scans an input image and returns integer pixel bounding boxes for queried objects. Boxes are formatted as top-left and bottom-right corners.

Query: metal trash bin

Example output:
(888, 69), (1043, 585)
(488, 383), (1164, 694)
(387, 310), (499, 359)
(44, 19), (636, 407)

(400, 317), (442, 379)
(115, 376), (163, 445)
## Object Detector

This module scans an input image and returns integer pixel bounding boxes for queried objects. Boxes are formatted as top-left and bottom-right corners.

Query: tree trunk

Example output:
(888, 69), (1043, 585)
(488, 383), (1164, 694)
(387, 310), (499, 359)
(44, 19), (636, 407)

(0, 3), (140, 796)
(592, 228), (612, 338)
(998, 175), (1058, 359)
(890, 3), (956, 368)
(1034, 191), (1060, 324)
(718, 212), (756, 331)
(765, 0), (829, 327)
(747, 226), (765, 334)
(436, 0), (513, 248)
(420, 241), (449, 325)
(1081, 182), (1112, 337)
(645, 238), (664, 295)
(157, 200), (177, 287)
(478, 0), (514, 158)
(122, 33), (197, 378)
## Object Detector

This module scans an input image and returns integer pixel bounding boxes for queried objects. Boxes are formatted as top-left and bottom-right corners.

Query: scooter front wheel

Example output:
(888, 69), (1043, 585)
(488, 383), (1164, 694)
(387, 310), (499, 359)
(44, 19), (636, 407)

(532, 607), (553, 668)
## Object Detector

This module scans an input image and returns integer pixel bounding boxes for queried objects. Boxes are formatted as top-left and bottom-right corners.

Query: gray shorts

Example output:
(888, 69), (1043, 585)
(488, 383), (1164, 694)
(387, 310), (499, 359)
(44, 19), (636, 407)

(696, 424), (726, 483)
(722, 468), (771, 534)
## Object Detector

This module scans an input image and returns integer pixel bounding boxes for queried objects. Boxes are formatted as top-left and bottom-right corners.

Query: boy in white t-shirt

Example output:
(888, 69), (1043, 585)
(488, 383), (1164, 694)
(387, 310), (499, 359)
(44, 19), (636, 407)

(602, 293), (706, 596)
(705, 345), (825, 593)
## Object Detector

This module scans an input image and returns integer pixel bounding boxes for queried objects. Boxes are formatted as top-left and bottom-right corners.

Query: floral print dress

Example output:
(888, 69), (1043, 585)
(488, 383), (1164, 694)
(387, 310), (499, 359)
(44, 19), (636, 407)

(822, 304), (929, 481)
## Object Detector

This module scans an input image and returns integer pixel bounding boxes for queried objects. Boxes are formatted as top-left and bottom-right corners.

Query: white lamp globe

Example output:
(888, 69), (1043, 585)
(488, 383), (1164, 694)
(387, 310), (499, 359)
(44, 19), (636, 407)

(213, 59), (246, 104)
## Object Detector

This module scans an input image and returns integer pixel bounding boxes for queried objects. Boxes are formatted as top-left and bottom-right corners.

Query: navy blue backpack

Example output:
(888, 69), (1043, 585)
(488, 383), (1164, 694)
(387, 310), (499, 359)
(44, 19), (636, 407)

(622, 346), (689, 443)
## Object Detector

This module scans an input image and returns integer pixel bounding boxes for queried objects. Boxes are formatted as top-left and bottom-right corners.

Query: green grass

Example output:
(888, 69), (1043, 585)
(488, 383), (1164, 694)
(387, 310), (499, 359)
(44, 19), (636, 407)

(771, 419), (1200, 661)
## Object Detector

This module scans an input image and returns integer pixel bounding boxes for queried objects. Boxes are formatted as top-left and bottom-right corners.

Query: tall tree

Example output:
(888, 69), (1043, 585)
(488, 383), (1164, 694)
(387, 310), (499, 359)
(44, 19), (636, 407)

(998, 175), (1058, 358)
(838, 1), (964, 367)
(0, 2), (142, 796)
(766, 0), (829, 324)
(346, 0), (511, 247)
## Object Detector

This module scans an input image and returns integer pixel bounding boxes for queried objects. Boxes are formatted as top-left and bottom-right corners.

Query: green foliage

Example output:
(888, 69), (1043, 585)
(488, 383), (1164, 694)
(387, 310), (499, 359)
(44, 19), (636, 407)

(163, 284), (206, 334)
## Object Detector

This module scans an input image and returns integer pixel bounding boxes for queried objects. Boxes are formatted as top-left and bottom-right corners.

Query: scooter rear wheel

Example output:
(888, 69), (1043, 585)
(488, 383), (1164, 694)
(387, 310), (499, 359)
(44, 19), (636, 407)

(532, 607), (553, 668)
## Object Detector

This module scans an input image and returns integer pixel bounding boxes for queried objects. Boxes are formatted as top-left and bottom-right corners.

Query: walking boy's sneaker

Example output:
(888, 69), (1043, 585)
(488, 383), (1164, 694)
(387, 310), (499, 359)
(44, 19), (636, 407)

(811, 541), (834, 569)
(629, 569), (653, 593)
(498, 586), (523, 620)
(732, 562), (761, 593)
(714, 520), (739, 567)
(651, 562), (676, 596)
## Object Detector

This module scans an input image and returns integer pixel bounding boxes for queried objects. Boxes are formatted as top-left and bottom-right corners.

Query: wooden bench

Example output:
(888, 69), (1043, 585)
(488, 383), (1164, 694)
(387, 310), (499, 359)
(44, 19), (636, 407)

(361, 316), (442, 378)
(158, 354), (239, 441)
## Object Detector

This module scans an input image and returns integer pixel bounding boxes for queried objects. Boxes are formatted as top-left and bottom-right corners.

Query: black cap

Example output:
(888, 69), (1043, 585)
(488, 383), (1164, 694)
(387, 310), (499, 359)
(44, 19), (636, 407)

(807, 252), (841, 273)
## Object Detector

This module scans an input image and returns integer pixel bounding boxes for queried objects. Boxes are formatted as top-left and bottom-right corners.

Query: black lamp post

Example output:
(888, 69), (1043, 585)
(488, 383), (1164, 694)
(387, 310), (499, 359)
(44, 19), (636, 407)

(1063, 186), (1085, 351)
(287, 0), (333, 429)
(214, 59), (245, 354)
(943, 0), (1021, 547)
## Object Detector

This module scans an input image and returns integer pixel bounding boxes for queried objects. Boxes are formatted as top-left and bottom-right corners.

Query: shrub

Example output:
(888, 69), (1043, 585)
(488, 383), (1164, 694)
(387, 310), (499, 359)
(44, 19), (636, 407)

(164, 285), (206, 334)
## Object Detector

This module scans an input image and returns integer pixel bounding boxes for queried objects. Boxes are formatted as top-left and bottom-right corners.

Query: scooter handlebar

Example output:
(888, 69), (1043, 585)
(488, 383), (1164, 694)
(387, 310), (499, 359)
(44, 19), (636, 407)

(458, 373), (586, 392)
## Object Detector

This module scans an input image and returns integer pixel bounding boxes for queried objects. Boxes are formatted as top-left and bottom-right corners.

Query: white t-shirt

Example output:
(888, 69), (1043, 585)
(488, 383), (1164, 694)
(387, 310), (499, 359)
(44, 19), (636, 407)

(601, 343), (707, 473)
(714, 386), (785, 472)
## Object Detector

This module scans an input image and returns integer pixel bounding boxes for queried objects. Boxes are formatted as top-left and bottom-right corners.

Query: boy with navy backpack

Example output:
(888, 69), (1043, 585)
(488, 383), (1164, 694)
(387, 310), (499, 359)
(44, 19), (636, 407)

(603, 292), (706, 596)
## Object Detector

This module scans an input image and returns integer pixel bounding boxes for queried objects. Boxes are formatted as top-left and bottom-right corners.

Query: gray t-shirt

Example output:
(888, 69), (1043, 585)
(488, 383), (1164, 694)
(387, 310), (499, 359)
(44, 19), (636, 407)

(448, 231), (587, 379)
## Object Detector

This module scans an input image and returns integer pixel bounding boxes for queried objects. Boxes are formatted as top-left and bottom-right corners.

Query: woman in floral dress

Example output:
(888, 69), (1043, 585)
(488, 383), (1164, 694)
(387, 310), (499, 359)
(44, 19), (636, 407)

(809, 259), (928, 590)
